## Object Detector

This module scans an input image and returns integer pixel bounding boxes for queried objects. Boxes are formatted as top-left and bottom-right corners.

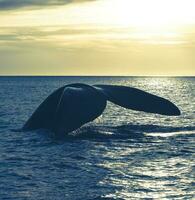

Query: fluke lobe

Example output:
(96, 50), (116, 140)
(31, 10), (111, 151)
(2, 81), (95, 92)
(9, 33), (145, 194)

(23, 83), (181, 135)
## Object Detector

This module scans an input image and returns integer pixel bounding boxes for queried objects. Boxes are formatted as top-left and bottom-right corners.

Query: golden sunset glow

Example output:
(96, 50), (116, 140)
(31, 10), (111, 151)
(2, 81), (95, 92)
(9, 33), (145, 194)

(0, 0), (195, 75)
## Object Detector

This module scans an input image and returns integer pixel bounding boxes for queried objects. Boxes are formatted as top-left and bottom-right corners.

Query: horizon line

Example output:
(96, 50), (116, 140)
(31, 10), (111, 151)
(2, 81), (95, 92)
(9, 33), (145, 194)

(0, 75), (194, 78)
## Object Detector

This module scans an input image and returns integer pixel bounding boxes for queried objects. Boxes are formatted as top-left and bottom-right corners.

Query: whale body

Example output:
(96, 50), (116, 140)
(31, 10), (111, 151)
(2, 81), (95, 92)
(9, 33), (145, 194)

(23, 83), (181, 135)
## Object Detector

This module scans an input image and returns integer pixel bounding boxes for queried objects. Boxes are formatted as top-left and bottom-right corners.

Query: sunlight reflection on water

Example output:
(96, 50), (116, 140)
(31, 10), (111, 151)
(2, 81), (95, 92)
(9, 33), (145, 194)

(0, 77), (194, 199)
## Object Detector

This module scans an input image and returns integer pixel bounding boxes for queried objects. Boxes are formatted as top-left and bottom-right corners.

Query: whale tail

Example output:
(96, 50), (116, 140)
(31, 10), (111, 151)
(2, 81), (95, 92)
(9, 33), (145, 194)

(94, 85), (181, 116)
(23, 83), (181, 135)
(23, 86), (66, 131)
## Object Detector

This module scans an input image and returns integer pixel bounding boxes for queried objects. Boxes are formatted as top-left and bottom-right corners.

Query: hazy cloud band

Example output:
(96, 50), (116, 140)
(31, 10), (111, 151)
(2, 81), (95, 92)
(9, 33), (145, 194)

(0, 0), (94, 10)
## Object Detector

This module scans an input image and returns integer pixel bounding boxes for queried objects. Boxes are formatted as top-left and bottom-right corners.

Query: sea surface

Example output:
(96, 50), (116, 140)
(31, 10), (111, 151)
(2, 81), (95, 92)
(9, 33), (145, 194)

(0, 76), (194, 200)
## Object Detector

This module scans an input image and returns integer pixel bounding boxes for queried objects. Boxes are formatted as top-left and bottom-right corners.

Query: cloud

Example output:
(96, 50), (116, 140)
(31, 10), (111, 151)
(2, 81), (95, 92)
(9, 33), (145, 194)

(0, 0), (94, 10)
(0, 26), (193, 50)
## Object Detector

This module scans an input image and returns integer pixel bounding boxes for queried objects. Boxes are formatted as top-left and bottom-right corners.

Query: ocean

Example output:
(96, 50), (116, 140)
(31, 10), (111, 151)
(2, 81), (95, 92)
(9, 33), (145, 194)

(0, 76), (194, 199)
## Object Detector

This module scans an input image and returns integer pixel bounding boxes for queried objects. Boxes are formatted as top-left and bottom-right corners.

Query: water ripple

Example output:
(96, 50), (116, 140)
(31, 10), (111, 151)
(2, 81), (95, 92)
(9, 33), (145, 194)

(0, 77), (194, 199)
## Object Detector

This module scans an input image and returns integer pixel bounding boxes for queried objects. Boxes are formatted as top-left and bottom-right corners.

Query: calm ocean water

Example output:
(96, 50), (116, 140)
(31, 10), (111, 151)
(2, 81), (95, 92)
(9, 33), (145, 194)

(0, 76), (194, 200)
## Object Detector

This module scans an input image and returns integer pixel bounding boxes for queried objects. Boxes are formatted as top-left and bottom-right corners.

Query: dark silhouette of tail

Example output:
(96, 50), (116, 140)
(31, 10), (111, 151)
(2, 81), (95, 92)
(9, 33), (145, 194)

(94, 85), (181, 116)
(23, 83), (181, 135)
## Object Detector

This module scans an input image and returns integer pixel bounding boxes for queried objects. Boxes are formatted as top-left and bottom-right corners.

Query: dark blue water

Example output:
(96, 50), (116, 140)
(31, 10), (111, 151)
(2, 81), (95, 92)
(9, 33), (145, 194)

(0, 77), (194, 199)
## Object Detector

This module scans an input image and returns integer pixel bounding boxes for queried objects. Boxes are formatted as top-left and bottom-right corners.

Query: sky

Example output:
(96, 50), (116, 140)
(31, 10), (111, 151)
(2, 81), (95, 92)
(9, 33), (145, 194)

(0, 0), (195, 76)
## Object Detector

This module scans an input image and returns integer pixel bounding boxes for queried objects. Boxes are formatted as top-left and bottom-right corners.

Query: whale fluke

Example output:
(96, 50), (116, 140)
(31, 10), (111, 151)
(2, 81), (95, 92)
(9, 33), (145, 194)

(23, 84), (107, 134)
(94, 85), (181, 116)
(23, 83), (180, 135)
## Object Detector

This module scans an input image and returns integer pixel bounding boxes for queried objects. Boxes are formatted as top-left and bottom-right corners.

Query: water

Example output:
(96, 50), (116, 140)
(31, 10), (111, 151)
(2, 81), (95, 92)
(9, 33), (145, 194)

(0, 76), (194, 200)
